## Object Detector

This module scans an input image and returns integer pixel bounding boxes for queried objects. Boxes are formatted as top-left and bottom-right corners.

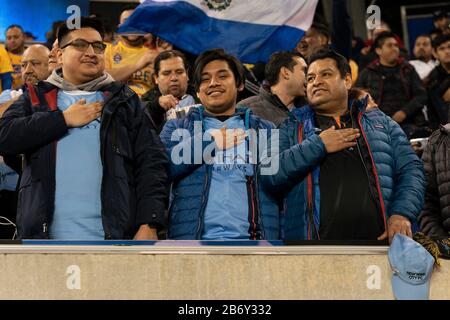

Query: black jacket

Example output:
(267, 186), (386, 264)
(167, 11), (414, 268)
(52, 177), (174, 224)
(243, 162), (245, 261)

(356, 59), (428, 128)
(419, 124), (450, 238)
(238, 86), (289, 127)
(427, 65), (450, 127)
(238, 86), (306, 127)
(0, 81), (169, 239)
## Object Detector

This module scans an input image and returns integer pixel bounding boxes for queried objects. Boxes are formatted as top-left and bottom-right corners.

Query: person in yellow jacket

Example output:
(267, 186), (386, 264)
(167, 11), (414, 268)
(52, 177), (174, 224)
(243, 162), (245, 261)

(105, 5), (168, 96)
(5, 25), (26, 89)
(0, 44), (13, 92)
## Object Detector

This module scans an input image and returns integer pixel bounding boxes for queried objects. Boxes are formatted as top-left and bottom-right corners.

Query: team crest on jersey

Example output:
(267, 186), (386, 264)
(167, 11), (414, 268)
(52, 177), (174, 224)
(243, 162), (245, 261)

(13, 64), (21, 73)
(113, 53), (122, 63)
(202, 0), (232, 11)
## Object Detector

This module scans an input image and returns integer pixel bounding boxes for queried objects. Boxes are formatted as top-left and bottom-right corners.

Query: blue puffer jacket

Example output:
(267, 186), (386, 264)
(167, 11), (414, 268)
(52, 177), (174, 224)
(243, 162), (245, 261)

(160, 106), (280, 240)
(261, 99), (426, 240)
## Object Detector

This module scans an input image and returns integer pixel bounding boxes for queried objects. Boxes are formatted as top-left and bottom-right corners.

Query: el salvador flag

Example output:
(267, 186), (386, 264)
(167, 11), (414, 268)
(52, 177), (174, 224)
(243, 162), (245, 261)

(118, 0), (318, 63)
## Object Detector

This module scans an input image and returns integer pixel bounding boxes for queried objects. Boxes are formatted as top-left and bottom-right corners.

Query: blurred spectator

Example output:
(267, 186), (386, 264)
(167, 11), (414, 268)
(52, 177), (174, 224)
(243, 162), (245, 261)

(160, 48), (280, 240)
(24, 32), (37, 43)
(141, 50), (195, 133)
(419, 123), (450, 239)
(104, 4), (162, 96)
(21, 45), (50, 85)
(44, 21), (64, 50)
(296, 0), (357, 83)
(356, 32), (429, 138)
(0, 155), (18, 239)
(5, 25), (26, 89)
(359, 20), (407, 70)
(296, 22), (330, 60)
(238, 51), (307, 126)
(427, 34), (450, 127)
(432, 10), (450, 35)
(430, 28), (443, 41)
(0, 44), (51, 118)
(351, 35), (365, 65)
(0, 44), (50, 239)
(0, 44), (13, 92)
(47, 39), (60, 73)
(409, 34), (438, 81)
(103, 24), (115, 44)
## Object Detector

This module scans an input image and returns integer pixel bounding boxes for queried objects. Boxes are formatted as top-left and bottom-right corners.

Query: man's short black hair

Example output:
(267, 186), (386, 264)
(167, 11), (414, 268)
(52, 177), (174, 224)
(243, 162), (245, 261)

(429, 28), (443, 38)
(57, 17), (105, 46)
(432, 34), (450, 49)
(374, 31), (397, 49)
(310, 22), (331, 41)
(193, 48), (244, 92)
(307, 49), (351, 79)
(5, 24), (24, 34)
(432, 10), (448, 21)
(154, 49), (189, 76)
(265, 51), (304, 87)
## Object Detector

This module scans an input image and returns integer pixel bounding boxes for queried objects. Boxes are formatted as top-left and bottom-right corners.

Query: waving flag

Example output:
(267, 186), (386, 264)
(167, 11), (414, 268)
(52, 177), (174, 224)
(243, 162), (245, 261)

(118, 0), (318, 63)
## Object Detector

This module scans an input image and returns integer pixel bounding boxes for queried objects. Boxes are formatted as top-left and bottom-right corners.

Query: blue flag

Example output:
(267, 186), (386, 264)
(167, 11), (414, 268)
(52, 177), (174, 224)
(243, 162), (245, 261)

(118, 0), (318, 63)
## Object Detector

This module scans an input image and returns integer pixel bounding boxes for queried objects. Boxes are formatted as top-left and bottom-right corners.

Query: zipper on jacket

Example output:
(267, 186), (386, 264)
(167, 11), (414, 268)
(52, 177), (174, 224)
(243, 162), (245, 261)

(252, 168), (264, 240)
(350, 104), (380, 205)
(356, 112), (388, 230)
(43, 223), (47, 233)
(196, 166), (211, 239)
(99, 96), (124, 239)
(246, 175), (262, 240)
(297, 122), (319, 240)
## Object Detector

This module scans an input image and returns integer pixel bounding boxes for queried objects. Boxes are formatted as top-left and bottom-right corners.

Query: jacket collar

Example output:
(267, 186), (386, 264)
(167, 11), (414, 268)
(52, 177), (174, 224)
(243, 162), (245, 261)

(290, 97), (369, 122)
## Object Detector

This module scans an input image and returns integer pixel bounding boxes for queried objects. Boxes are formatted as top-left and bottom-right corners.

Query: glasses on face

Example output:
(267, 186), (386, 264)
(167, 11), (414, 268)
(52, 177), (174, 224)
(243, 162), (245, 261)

(60, 38), (106, 54)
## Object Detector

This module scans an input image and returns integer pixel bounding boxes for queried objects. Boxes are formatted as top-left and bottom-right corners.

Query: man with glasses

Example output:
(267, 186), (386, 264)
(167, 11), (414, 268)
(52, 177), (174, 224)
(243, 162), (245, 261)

(0, 18), (169, 240)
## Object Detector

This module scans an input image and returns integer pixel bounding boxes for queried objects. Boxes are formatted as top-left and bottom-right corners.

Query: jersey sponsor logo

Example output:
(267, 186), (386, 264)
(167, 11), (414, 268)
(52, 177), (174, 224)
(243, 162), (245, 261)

(113, 53), (122, 64)
(13, 64), (21, 73)
(202, 0), (232, 11)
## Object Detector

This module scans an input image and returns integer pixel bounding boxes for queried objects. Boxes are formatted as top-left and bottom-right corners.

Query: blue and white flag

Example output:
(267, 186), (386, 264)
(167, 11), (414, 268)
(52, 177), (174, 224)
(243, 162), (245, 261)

(118, 0), (318, 63)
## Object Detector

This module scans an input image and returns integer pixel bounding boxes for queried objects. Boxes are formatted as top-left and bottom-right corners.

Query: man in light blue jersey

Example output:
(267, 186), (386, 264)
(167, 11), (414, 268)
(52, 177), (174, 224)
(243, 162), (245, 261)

(0, 18), (168, 240)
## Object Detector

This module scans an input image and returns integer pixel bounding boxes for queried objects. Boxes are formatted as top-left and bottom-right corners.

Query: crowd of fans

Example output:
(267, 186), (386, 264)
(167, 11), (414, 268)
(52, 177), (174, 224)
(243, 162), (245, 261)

(0, 4), (448, 257)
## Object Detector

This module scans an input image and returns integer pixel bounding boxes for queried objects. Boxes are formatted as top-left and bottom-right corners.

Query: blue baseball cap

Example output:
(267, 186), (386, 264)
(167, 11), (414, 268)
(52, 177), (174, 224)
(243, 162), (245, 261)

(388, 233), (435, 300)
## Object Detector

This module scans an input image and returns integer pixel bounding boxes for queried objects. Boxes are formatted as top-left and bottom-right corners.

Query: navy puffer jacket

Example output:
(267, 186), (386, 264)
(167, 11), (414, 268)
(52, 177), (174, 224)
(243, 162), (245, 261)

(160, 106), (280, 240)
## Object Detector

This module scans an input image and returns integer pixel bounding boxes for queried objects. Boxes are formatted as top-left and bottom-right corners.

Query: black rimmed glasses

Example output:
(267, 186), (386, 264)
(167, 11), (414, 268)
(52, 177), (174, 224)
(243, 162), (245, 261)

(60, 39), (107, 54)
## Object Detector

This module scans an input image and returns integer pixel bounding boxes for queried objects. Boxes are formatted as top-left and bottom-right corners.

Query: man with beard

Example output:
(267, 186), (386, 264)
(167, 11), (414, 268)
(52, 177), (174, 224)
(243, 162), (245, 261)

(409, 34), (438, 81)
(0, 44), (51, 239)
(104, 5), (165, 96)
(0, 45), (51, 116)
